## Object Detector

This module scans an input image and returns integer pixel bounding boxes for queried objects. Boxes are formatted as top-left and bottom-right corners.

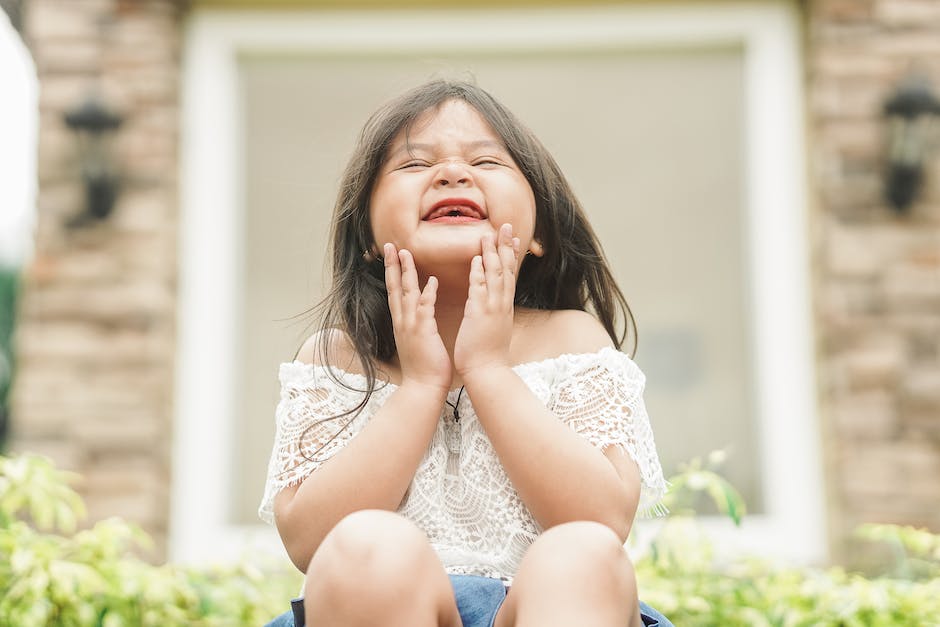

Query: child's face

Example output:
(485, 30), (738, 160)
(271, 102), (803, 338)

(369, 99), (537, 273)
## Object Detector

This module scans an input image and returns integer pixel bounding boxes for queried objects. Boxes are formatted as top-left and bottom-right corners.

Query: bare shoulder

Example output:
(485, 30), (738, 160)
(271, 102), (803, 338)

(545, 309), (614, 352)
(515, 308), (613, 361)
(293, 328), (361, 372)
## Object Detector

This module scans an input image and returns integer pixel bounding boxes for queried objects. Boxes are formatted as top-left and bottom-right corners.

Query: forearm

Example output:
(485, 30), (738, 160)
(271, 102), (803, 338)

(463, 366), (638, 540)
(275, 382), (445, 570)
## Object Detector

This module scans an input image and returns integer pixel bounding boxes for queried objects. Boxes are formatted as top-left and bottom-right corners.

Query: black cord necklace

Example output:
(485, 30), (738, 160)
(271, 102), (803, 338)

(444, 385), (466, 423)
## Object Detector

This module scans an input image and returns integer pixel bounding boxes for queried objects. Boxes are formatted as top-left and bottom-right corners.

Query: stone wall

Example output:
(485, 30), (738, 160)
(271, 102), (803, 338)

(807, 0), (940, 564)
(10, 0), (184, 559)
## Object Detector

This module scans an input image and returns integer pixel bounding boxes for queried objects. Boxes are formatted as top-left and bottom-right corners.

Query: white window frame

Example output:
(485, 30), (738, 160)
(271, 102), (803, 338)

(174, 1), (826, 565)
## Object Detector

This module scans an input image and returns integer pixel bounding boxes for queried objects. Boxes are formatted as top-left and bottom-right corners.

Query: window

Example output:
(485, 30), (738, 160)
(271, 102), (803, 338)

(175, 1), (824, 565)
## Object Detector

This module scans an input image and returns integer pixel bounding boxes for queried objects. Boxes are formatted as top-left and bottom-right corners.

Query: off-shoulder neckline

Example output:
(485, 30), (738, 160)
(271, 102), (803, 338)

(282, 345), (628, 395)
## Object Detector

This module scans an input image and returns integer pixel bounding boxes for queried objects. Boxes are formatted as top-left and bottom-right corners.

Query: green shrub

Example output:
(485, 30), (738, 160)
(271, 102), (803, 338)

(1, 451), (939, 626)
(634, 454), (940, 626)
(0, 454), (302, 626)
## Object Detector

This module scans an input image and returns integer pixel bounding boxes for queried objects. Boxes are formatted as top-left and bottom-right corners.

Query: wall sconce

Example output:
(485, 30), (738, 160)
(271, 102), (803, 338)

(884, 74), (940, 212)
(63, 95), (124, 227)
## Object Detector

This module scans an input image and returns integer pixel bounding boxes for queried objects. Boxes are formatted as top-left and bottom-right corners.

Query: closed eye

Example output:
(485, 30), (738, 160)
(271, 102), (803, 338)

(472, 158), (504, 167)
(397, 160), (431, 170)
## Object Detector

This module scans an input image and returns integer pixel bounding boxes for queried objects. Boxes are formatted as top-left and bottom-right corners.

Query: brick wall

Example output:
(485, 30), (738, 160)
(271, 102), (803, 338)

(10, 0), (940, 568)
(10, 0), (184, 559)
(807, 0), (940, 564)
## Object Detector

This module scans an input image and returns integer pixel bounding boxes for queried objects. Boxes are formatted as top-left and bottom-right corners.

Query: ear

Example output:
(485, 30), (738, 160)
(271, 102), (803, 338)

(528, 239), (544, 257)
(363, 244), (382, 263)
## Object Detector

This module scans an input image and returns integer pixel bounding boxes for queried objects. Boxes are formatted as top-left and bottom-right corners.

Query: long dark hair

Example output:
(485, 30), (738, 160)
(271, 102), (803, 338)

(300, 79), (636, 454)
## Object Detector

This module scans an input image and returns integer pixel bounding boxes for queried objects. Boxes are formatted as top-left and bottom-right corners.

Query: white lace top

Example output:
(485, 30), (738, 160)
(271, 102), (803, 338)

(259, 346), (667, 582)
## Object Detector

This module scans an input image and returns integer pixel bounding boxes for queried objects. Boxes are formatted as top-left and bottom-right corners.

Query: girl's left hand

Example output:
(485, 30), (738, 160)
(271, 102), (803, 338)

(454, 223), (521, 377)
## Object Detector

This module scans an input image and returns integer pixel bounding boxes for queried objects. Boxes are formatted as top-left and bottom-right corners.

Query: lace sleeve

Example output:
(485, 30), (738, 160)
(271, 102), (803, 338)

(550, 348), (668, 517)
(257, 362), (371, 525)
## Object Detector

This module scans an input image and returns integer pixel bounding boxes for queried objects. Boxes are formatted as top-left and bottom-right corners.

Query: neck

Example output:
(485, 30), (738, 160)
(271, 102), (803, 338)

(429, 282), (471, 359)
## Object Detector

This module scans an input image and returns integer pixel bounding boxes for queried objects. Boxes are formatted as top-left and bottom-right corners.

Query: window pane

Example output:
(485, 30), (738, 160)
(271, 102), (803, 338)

(234, 49), (757, 523)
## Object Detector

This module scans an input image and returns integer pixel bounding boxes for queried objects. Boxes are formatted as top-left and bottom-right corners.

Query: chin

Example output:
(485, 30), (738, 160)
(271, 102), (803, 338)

(413, 228), (492, 257)
(429, 245), (480, 263)
(410, 243), (479, 271)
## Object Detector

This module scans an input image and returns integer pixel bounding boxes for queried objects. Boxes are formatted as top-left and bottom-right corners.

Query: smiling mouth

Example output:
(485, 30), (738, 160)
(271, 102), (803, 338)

(423, 199), (486, 222)
(425, 208), (484, 223)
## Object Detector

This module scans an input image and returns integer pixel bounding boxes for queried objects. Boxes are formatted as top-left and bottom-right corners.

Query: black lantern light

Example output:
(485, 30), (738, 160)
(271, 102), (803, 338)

(884, 74), (940, 212)
(64, 95), (124, 226)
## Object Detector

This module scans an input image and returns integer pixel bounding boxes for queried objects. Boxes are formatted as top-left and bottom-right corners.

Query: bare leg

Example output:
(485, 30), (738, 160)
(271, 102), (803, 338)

(494, 521), (642, 627)
(304, 510), (463, 627)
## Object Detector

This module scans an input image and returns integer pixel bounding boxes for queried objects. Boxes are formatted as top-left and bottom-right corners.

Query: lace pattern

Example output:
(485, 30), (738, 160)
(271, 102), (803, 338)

(259, 364), (396, 524)
(259, 347), (667, 581)
(547, 351), (668, 516)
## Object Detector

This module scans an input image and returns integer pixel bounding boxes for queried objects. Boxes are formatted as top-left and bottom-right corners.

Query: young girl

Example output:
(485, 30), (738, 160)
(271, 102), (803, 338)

(260, 79), (671, 627)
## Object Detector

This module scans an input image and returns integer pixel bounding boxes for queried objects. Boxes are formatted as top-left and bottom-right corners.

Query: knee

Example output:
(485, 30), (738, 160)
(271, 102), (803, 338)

(306, 510), (430, 587)
(528, 521), (634, 582)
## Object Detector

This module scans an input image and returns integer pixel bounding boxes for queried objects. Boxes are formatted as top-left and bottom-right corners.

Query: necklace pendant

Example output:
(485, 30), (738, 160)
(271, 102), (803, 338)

(446, 422), (461, 454)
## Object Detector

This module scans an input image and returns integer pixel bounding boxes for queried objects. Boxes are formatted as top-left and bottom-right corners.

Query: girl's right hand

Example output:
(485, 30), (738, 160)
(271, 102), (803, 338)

(384, 243), (452, 396)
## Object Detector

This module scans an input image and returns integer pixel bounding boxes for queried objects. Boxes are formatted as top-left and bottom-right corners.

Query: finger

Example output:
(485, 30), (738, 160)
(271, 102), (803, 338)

(467, 254), (486, 312)
(398, 249), (420, 323)
(498, 224), (516, 277)
(481, 233), (502, 303)
(500, 231), (520, 309)
(384, 243), (403, 321)
(417, 275), (438, 330)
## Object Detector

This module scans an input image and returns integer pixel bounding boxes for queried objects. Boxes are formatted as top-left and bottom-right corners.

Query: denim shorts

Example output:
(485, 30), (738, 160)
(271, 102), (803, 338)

(265, 574), (672, 627)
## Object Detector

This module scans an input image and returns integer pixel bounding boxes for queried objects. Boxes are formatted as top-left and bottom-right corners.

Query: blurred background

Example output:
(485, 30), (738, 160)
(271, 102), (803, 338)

(1, 0), (938, 573)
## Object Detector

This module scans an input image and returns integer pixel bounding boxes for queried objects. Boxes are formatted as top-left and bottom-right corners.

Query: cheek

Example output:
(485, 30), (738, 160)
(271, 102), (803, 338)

(515, 174), (536, 214)
(368, 203), (410, 247)
(518, 187), (538, 237)
(368, 187), (395, 236)
(366, 204), (380, 240)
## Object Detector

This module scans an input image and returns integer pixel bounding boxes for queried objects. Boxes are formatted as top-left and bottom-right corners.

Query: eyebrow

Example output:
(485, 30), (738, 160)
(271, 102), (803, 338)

(386, 139), (507, 160)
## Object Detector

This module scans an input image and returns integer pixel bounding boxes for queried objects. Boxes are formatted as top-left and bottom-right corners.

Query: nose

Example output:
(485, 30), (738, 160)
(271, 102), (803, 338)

(434, 160), (473, 188)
